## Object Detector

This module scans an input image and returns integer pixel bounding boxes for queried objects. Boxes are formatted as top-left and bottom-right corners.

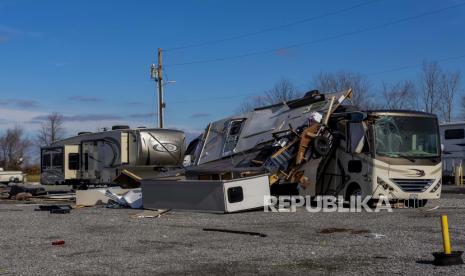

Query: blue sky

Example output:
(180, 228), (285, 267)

(1, 0), (464, 139)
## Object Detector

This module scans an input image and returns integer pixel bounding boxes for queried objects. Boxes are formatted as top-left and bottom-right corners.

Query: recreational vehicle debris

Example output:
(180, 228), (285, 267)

(142, 89), (442, 209)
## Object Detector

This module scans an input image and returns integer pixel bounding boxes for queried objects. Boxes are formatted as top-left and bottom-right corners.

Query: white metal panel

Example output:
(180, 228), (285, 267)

(223, 175), (270, 212)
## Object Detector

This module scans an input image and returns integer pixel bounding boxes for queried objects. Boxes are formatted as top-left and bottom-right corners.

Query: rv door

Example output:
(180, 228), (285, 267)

(222, 119), (246, 156)
(81, 141), (98, 179)
(347, 122), (366, 154)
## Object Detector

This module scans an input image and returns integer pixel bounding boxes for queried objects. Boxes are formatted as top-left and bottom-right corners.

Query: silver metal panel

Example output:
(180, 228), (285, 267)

(136, 129), (185, 166)
(197, 118), (229, 164)
(142, 180), (226, 213)
(141, 175), (270, 213)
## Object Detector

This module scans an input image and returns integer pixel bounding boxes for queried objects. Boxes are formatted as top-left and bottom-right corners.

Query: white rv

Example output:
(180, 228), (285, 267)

(41, 126), (185, 186)
(0, 168), (25, 183)
(310, 110), (442, 207)
(439, 121), (465, 184)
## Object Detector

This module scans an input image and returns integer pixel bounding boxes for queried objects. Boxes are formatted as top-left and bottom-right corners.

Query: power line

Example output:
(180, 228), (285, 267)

(367, 54), (465, 76)
(170, 93), (258, 104)
(166, 2), (465, 67)
(166, 0), (382, 52)
(168, 53), (465, 105)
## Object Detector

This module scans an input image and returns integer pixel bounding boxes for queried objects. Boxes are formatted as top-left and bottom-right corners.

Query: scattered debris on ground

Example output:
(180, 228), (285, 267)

(131, 209), (170, 219)
(51, 240), (65, 246)
(35, 205), (72, 214)
(203, 228), (267, 237)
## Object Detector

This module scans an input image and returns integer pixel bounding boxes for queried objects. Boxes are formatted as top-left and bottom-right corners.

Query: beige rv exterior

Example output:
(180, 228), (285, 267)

(304, 110), (442, 206)
(41, 127), (185, 185)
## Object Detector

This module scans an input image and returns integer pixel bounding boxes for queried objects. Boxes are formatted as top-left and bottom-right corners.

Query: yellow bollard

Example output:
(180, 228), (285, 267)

(441, 215), (452, 254)
(433, 215), (463, 266)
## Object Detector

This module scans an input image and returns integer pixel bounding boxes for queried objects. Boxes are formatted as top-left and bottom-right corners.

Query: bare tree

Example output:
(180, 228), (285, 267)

(438, 71), (460, 122)
(0, 126), (31, 170)
(461, 97), (465, 119)
(312, 71), (374, 109)
(420, 61), (441, 114)
(420, 61), (461, 121)
(37, 112), (65, 146)
(381, 80), (418, 110)
(240, 78), (300, 112)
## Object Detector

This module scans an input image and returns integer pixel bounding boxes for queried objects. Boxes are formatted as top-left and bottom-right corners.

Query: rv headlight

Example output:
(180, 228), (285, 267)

(154, 143), (179, 152)
(430, 179), (441, 193)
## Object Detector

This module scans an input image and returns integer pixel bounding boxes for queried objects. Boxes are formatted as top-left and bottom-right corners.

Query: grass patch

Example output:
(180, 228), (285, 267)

(26, 174), (40, 182)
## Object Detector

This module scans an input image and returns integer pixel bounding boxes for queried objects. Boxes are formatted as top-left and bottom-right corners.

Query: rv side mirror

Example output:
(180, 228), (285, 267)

(347, 122), (365, 154)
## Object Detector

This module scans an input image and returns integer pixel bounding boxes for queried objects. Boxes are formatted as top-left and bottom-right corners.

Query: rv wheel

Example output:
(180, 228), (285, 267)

(312, 136), (331, 156)
(345, 183), (362, 201)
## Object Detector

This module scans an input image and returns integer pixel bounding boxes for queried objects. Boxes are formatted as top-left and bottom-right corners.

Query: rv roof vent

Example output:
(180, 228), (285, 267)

(78, 131), (92, 136)
(112, 125), (130, 130)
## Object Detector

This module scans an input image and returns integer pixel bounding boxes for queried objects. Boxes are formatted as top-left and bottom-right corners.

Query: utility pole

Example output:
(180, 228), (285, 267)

(150, 48), (164, 128)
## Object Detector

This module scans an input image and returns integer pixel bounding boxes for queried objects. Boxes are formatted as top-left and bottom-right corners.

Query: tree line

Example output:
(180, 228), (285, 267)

(0, 60), (462, 170)
(0, 113), (65, 170)
(241, 61), (463, 123)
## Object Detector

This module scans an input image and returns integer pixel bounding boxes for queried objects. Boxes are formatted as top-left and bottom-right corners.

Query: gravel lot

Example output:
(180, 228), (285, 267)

(1, 190), (465, 275)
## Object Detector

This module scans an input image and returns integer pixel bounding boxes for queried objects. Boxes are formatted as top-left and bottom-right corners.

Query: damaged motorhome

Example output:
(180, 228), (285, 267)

(40, 126), (185, 186)
(313, 110), (441, 207)
(142, 89), (442, 210)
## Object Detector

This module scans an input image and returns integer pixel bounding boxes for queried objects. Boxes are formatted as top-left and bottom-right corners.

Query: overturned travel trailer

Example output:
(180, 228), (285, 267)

(40, 126), (185, 186)
(142, 89), (442, 211)
(142, 89), (353, 211)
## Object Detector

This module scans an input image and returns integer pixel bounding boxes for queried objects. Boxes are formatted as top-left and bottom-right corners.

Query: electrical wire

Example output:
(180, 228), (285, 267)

(366, 54), (465, 76)
(167, 53), (465, 105)
(166, 0), (383, 51)
(166, 2), (465, 67)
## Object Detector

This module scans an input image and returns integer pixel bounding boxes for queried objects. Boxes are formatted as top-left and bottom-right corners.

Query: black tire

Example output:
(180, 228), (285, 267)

(312, 136), (331, 156)
(345, 183), (362, 201)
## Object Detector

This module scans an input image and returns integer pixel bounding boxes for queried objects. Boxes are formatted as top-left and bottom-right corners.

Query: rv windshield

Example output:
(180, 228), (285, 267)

(374, 115), (439, 158)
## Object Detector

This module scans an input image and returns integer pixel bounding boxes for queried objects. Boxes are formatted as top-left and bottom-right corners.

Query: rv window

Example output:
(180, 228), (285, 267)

(348, 122), (365, 153)
(229, 120), (244, 136)
(42, 154), (51, 168)
(445, 129), (464, 140)
(52, 153), (63, 168)
(227, 186), (244, 203)
(68, 153), (80, 170)
(348, 160), (362, 173)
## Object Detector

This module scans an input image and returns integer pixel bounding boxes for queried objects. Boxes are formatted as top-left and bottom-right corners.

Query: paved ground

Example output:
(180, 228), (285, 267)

(0, 189), (465, 275)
